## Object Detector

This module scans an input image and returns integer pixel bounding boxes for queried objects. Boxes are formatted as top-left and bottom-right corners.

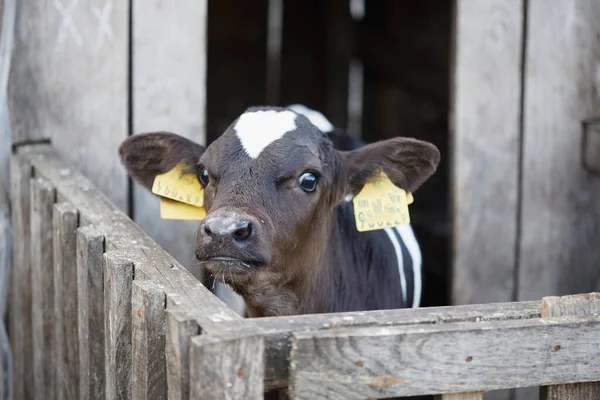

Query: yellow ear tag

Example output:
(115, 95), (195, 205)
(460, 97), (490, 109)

(352, 168), (412, 232)
(159, 197), (206, 220)
(151, 163), (204, 208)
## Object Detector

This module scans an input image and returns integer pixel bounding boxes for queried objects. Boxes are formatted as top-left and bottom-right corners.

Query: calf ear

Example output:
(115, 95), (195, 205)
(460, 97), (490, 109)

(118, 132), (205, 191)
(339, 137), (440, 196)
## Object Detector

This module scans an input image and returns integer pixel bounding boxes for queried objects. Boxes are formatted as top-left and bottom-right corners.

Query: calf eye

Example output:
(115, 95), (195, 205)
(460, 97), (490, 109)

(298, 172), (317, 193)
(196, 165), (210, 187)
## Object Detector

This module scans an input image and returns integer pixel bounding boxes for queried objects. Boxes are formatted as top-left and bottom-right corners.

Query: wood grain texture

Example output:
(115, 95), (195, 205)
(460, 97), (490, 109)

(189, 333), (264, 400)
(104, 252), (134, 400)
(132, 280), (167, 400)
(30, 177), (56, 400)
(437, 393), (484, 400)
(132, 0), (208, 281)
(52, 202), (79, 400)
(19, 147), (242, 333)
(519, 0), (600, 300)
(452, 0), (524, 305)
(9, 152), (34, 400)
(541, 293), (600, 400)
(166, 308), (199, 400)
(9, 0), (130, 210)
(288, 316), (600, 399)
(247, 300), (541, 389)
(77, 225), (105, 400)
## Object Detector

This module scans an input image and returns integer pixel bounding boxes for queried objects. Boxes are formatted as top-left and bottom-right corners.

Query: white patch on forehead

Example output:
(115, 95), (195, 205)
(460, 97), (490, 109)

(287, 104), (334, 132)
(234, 110), (297, 159)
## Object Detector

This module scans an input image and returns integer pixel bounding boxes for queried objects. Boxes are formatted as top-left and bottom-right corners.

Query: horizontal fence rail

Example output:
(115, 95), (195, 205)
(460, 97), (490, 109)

(8, 144), (600, 400)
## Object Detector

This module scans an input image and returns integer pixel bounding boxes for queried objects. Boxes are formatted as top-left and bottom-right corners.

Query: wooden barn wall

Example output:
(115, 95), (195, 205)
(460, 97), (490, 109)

(453, 0), (600, 305)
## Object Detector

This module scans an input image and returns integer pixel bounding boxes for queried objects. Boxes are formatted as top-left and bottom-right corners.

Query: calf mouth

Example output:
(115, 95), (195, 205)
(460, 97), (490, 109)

(196, 255), (266, 283)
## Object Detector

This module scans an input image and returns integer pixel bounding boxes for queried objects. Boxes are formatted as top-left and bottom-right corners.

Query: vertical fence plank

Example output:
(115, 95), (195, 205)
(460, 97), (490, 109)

(519, 0), (600, 299)
(541, 293), (600, 400)
(189, 333), (264, 400)
(132, 280), (167, 399)
(77, 226), (105, 400)
(452, 0), (524, 307)
(52, 202), (79, 400)
(166, 308), (200, 400)
(132, 0), (208, 282)
(9, 153), (32, 400)
(30, 177), (56, 400)
(9, 0), (130, 211)
(104, 252), (134, 400)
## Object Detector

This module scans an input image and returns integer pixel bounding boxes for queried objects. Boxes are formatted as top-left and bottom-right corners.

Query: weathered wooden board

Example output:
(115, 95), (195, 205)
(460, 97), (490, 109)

(131, 0), (207, 280)
(541, 293), (600, 400)
(18, 148), (241, 334)
(166, 308), (199, 400)
(104, 252), (134, 400)
(9, 0), (130, 211)
(246, 300), (541, 389)
(52, 202), (79, 400)
(77, 226), (105, 400)
(288, 316), (600, 399)
(519, 0), (600, 300)
(30, 177), (56, 400)
(437, 393), (484, 400)
(452, 0), (524, 305)
(132, 280), (167, 400)
(9, 152), (34, 400)
(189, 333), (264, 400)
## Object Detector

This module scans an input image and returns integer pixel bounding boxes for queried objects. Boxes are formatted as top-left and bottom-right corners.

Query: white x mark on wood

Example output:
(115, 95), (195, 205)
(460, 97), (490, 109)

(93, 2), (114, 50)
(54, 0), (82, 47)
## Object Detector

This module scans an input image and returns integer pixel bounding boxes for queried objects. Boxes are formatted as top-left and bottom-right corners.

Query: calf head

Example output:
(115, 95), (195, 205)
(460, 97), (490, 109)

(119, 106), (440, 315)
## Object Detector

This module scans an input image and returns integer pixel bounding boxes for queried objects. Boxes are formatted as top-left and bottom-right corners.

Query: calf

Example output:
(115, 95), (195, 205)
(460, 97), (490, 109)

(118, 105), (439, 317)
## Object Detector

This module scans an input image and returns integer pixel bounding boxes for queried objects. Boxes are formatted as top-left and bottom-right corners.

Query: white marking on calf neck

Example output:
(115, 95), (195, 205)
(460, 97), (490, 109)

(383, 228), (407, 305)
(234, 110), (297, 158)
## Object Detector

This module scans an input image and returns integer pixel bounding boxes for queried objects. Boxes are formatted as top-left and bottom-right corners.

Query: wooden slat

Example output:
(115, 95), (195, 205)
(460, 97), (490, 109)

(436, 393), (484, 400)
(519, 0), (600, 300)
(206, 0), (268, 144)
(288, 316), (600, 399)
(9, 0), (130, 210)
(189, 333), (264, 400)
(452, 0), (524, 305)
(52, 202), (79, 400)
(30, 177), (55, 400)
(19, 147), (242, 333)
(77, 225), (105, 400)
(104, 252), (134, 400)
(166, 308), (199, 400)
(246, 300), (541, 389)
(132, 280), (167, 400)
(9, 152), (33, 400)
(132, 0), (208, 281)
(541, 293), (600, 400)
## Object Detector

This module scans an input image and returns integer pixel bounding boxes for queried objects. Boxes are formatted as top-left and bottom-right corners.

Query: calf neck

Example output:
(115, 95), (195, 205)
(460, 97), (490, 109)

(119, 106), (440, 317)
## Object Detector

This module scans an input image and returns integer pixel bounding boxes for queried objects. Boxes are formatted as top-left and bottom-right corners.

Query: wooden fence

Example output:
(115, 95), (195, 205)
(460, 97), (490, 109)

(10, 143), (600, 399)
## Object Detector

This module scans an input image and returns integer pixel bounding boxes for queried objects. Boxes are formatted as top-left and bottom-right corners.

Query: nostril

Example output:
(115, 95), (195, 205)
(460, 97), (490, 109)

(203, 223), (212, 236)
(232, 220), (252, 241)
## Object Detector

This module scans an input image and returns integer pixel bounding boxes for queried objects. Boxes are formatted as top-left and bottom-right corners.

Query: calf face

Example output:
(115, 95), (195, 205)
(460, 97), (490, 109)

(119, 106), (439, 315)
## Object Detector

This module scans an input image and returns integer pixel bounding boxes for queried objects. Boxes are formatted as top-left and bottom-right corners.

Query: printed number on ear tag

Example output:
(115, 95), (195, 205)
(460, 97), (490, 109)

(159, 197), (206, 220)
(352, 168), (412, 232)
(151, 162), (205, 208)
